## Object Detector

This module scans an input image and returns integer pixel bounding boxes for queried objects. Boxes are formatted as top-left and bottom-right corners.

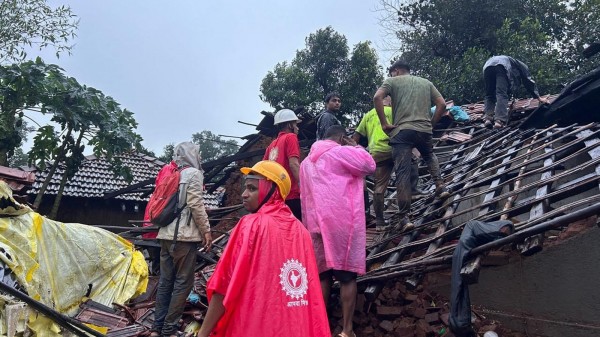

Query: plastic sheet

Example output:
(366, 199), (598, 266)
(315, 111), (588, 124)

(0, 181), (148, 319)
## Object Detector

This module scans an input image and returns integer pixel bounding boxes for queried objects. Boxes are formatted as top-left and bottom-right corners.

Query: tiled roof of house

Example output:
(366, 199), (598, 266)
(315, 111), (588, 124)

(28, 153), (164, 201)
(0, 166), (36, 193)
(27, 153), (223, 208)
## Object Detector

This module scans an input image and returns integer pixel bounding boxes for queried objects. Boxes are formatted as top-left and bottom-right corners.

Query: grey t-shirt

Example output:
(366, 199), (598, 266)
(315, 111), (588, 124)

(379, 75), (442, 137)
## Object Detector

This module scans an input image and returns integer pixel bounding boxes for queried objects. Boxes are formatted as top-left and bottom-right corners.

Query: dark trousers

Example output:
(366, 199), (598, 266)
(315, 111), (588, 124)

(148, 245), (161, 275)
(286, 198), (302, 222)
(449, 220), (512, 336)
(373, 158), (394, 222)
(389, 129), (443, 216)
(483, 65), (511, 123)
(153, 240), (198, 336)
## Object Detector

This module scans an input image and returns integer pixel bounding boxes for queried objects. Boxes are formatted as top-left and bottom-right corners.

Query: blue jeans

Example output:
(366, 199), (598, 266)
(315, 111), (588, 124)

(389, 129), (443, 216)
(152, 240), (198, 336)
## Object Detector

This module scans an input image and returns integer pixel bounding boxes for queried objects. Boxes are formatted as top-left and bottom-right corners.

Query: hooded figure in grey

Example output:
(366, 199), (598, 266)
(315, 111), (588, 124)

(153, 141), (211, 336)
(157, 142), (209, 242)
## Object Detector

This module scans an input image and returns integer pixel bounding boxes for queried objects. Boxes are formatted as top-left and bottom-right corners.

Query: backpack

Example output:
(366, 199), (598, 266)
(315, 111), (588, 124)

(147, 166), (189, 227)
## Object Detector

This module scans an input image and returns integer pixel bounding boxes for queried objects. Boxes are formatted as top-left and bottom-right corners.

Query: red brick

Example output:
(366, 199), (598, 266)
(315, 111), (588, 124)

(377, 306), (403, 318)
(416, 319), (432, 335)
(379, 320), (394, 332)
(414, 307), (427, 319)
(425, 312), (440, 324)
(405, 293), (418, 301)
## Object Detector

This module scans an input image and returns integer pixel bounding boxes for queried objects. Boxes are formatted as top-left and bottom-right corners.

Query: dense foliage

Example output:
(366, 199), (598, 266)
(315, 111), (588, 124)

(0, 0), (78, 64)
(378, 0), (599, 103)
(260, 27), (384, 125)
(0, 58), (142, 216)
(158, 131), (239, 164)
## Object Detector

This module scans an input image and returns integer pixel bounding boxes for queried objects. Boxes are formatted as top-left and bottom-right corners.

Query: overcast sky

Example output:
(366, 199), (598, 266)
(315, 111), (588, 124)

(28, 1), (393, 155)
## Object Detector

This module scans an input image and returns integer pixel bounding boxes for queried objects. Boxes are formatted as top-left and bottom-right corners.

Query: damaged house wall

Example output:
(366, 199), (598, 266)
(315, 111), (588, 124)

(472, 224), (600, 337)
(425, 145), (600, 337)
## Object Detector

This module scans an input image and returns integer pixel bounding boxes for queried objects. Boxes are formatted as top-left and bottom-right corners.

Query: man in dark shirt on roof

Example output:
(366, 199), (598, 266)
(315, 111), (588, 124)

(373, 59), (449, 231)
(315, 92), (342, 140)
(483, 55), (549, 129)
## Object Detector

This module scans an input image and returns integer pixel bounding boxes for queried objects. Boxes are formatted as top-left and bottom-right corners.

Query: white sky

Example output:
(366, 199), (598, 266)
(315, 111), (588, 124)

(25, 1), (395, 155)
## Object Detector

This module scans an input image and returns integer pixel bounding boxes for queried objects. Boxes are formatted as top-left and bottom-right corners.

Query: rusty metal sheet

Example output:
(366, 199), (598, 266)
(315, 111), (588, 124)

(137, 308), (155, 329)
(440, 131), (473, 143)
(106, 324), (146, 337)
(75, 307), (129, 330)
(129, 275), (159, 304)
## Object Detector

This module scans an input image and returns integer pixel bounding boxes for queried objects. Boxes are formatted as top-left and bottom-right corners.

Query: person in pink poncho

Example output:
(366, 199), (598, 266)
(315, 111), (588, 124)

(300, 125), (376, 337)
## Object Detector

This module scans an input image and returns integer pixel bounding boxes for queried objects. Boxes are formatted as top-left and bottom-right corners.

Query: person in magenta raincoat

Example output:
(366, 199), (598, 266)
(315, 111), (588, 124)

(300, 125), (376, 337)
(198, 161), (329, 337)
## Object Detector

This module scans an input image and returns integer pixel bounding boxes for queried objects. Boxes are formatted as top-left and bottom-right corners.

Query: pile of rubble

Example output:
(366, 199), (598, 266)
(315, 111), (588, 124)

(63, 272), (526, 337)
(326, 279), (525, 337)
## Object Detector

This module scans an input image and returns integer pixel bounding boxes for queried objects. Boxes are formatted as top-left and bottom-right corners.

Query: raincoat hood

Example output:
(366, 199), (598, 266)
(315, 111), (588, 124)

(306, 140), (340, 163)
(256, 179), (284, 212)
(174, 142), (202, 170)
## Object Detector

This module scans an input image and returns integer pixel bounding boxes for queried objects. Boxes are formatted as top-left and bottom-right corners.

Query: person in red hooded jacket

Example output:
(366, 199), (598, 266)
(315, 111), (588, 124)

(198, 161), (329, 337)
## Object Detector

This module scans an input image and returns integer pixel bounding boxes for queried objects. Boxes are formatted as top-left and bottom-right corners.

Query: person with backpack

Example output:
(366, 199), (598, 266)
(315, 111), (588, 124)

(150, 141), (212, 337)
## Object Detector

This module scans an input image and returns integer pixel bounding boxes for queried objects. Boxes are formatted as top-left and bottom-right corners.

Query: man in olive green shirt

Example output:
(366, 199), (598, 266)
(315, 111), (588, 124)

(373, 59), (449, 229)
(352, 97), (426, 227)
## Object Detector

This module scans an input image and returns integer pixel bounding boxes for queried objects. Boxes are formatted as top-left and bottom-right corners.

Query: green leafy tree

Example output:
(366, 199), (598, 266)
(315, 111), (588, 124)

(158, 131), (239, 164)
(0, 58), (62, 165)
(136, 145), (156, 158)
(158, 143), (174, 163)
(377, 0), (578, 103)
(6, 119), (35, 168)
(260, 27), (384, 125)
(8, 148), (28, 168)
(0, 0), (78, 64)
(192, 130), (239, 163)
(36, 82), (142, 217)
(0, 58), (141, 217)
(561, 0), (600, 75)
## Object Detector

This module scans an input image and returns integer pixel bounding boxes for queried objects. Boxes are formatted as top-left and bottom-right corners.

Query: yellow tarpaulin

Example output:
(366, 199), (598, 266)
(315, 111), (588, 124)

(0, 181), (148, 318)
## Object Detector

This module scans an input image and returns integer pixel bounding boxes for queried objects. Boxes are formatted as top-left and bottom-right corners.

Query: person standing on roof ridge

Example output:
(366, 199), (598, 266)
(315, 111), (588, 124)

(482, 55), (550, 129)
(316, 91), (342, 140)
(198, 160), (330, 337)
(263, 108), (303, 221)
(373, 59), (450, 232)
